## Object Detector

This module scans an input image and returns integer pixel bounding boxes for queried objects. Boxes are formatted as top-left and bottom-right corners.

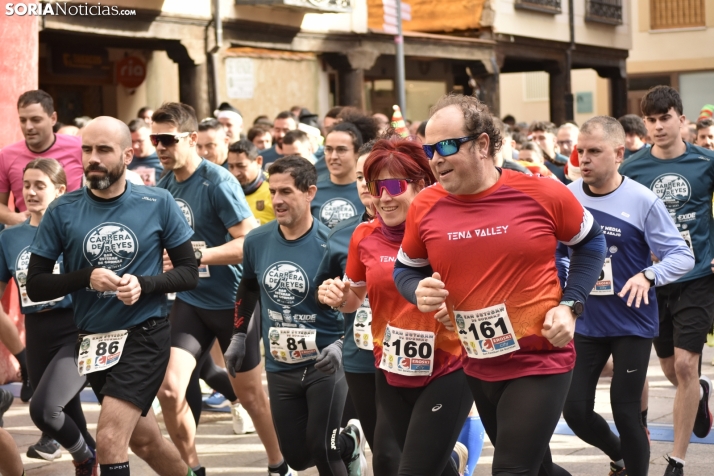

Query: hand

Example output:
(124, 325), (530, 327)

(434, 302), (455, 332)
(8, 211), (30, 226)
(317, 278), (334, 305)
(90, 268), (121, 292)
(224, 333), (247, 378)
(541, 305), (576, 347)
(322, 277), (350, 308)
(116, 274), (142, 305)
(163, 250), (173, 272)
(618, 273), (650, 308)
(314, 339), (343, 374)
(415, 272), (448, 312)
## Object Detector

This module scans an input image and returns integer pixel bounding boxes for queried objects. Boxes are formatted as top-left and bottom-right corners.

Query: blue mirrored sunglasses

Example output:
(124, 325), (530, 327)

(422, 135), (479, 160)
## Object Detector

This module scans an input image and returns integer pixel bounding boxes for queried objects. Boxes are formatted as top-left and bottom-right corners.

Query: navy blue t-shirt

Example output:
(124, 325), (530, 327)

(30, 181), (194, 332)
(158, 160), (253, 310)
(0, 221), (72, 314)
(242, 220), (343, 372)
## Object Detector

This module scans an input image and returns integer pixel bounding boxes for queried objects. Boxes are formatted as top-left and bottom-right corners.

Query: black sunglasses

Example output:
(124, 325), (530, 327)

(149, 132), (190, 147)
(422, 135), (479, 160)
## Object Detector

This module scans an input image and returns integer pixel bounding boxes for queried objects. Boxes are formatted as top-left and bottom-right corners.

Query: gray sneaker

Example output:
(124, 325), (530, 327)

(27, 434), (61, 461)
(343, 419), (367, 476)
(0, 388), (13, 427)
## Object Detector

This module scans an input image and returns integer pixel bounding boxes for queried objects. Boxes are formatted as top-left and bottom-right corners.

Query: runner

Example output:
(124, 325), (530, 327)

(152, 102), (285, 476)
(618, 115), (650, 159)
(311, 123), (363, 229)
(0, 159), (100, 474)
(694, 118), (714, 150)
(196, 118), (230, 169)
(394, 94), (606, 476)
(128, 118), (163, 186)
(26, 116), (199, 476)
(619, 86), (714, 474)
(559, 117), (694, 476)
(224, 155), (365, 476)
(227, 139), (274, 224)
(214, 103), (243, 144)
(320, 138), (472, 476)
(248, 125), (273, 151)
(529, 121), (569, 182)
(315, 140), (402, 476)
(261, 112), (298, 169)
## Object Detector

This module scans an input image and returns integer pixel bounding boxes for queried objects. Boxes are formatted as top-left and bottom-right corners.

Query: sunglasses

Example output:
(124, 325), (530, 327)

(149, 132), (190, 147)
(366, 178), (413, 197)
(422, 135), (479, 160)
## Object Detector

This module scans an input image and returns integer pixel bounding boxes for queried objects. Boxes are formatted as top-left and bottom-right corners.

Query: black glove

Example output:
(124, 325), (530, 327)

(224, 333), (247, 378)
(314, 339), (343, 374)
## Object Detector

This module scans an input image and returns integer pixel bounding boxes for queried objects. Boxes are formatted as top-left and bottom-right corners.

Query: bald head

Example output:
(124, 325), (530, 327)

(84, 116), (132, 150)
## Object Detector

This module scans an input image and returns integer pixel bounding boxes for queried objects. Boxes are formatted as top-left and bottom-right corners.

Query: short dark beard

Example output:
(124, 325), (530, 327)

(85, 162), (125, 190)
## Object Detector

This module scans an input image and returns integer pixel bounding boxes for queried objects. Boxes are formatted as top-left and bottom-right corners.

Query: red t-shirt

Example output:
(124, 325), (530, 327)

(345, 219), (464, 388)
(0, 134), (84, 211)
(399, 169), (590, 382)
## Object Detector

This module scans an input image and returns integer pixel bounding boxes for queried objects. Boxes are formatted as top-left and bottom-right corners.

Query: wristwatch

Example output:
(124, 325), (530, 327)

(194, 249), (203, 267)
(642, 269), (656, 287)
(559, 300), (584, 318)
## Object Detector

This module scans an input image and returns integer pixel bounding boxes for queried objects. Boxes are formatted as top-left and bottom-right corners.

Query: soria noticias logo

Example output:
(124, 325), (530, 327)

(5, 2), (137, 16)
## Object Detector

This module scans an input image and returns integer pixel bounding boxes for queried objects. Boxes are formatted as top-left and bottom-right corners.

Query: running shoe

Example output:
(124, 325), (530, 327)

(268, 467), (297, 476)
(27, 434), (61, 461)
(0, 388), (13, 427)
(20, 375), (33, 403)
(608, 462), (627, 476)
(193, 467), (205, 476)
(204, 391), (230, 409)
(662, 456), (683, 476)
(343, 419), (367, 476)
(232, 403), (255, 435)
(73, 446), (98, 476)
(452, 441), (469, 475)
(693, 375), (712, 438)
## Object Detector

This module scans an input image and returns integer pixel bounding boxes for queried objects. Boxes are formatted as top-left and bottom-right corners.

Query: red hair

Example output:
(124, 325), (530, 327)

(364, 138), (436, 186)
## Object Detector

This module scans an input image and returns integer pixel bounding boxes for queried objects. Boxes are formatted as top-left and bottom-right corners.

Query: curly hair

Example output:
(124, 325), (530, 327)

(430, 94), (503, 158)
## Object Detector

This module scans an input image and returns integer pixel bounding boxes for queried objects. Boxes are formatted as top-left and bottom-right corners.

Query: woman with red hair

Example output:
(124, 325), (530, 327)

(319, 139), (473, 476)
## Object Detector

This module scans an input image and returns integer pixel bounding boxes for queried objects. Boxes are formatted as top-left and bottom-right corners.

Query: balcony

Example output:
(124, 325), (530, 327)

(514, 0), (562, 15)
(585, 0), (622, 25)
(234, 0), (351, 14)
(650, 0), (705, 30)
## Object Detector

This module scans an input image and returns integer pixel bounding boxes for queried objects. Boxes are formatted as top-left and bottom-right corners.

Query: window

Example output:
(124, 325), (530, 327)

(650, 0), (705, 30)
(514, 0), (562, 15)
(585, 0), (622, 25)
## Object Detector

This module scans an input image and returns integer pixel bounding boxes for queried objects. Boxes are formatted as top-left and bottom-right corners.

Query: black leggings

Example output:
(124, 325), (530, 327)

(467, 371), (573, 476)
(345, 372), (400, 476)
(376, 369), (473, 476)
(563, 335), (651, 476)
(25, 309), (95, 450)
(267, 365), (349, 475)
(185, 339), (238, 425)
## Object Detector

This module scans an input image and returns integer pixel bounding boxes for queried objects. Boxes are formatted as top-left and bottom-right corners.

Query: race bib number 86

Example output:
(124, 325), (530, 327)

(77, 330), (128, 376)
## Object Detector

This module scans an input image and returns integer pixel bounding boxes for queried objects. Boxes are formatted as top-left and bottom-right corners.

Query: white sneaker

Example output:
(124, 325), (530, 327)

(232, 403), (256, 435)
(343, 419), (368, 476)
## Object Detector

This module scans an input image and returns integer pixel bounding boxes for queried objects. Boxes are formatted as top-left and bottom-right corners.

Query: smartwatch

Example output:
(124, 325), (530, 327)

(559, 300), (584, 318)
(194, 249), (203, 267)
(643, 269), (656, 287)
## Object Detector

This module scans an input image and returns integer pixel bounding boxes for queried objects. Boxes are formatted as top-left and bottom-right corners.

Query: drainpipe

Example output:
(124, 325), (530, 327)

(209, 0), (223, 112)
(565, 0), (575, 121)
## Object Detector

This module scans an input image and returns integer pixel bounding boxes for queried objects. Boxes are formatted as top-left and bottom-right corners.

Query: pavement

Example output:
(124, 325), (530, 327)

(2, 344), (713, 476)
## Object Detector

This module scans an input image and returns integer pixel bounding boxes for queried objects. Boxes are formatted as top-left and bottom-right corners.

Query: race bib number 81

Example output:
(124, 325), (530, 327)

(267, 327), (318, 364)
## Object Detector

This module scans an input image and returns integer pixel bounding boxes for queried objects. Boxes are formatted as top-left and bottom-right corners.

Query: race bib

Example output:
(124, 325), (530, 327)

(591, 258), (614, 296)
(192, 241), (210, 278)
(267, 327), (318, 364)
(379, 325), (434, 376)
(454, 303), (520, 359)
(18, 262), (63, 308)
(353, 299), (373, 351)
(77, 330), (128, 376)
(680, 230), (695, 259)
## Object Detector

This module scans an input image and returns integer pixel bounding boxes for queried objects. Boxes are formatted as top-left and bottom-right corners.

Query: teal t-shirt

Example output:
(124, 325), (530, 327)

(315, 212), (375, 374)
(311, 179), (362, 229)
(128, 152), (163, 186)
(242, 220), (344, 372)
(158, 160), (253, 310)
(0, 221), (72, 314)
(619, 142), (714, 282)
(29, 181), (194, 333)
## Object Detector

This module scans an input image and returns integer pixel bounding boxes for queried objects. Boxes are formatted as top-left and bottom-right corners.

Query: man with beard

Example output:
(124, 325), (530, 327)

(261, 112), (298, 170)
(227, 140), (275, 224)
(197, 118), (231, 169)
(695, 119), (714, 150)
(26, 116), (200, 476)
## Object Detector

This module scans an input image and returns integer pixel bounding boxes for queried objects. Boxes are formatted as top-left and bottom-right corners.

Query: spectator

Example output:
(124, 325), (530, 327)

(372, 113), (389, 135)
(197, 118), (230, 168)
(138, 106), (153, 124)
(695, 119), (714, 150)
(214, 102), (243, 143)
(248, 124), (273, 151)
(517, 142), (552, 177)
(529, 121), (568, 182)
(502, 114), (516, 127)
(323, 106), (343, 133)
(261, 111), (298, 169)
(556, 123), (579, 158)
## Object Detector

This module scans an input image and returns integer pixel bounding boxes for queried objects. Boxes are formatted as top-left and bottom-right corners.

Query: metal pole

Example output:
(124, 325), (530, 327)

(564, 0), (575, 122)
(395, 1), (406, 118)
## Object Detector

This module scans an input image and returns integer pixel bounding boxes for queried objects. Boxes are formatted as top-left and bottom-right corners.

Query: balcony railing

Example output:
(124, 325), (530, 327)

(650, 0), (705, 30)
(514, 0), (562, 15)
(586, 0), (622, 25)
(234, 0), (351, 14)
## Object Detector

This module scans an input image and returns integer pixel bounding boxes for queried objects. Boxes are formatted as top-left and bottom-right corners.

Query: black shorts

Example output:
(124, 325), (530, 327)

(82, 318), (171, 416)
(169, 298), (261, 373)
(654, 273), (714, 358)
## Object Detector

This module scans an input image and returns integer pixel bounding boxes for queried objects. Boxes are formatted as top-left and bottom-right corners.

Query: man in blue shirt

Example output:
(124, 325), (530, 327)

(26, 116), (199, 476)
(619, 86), (714, 475)
(152, 103), (287, 476)
(560, 116), (694, 476)
(128, 118), (163, 186)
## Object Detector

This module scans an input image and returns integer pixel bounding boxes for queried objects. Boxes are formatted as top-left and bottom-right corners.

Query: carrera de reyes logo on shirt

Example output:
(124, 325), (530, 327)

(83, 223), (138, 272)
(175, 199), (194, 228)
(651, 174), (691, 212)
(263, 261), (309, 307)
(320, 198), (356, 227)
(14, 247), (31, 285)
